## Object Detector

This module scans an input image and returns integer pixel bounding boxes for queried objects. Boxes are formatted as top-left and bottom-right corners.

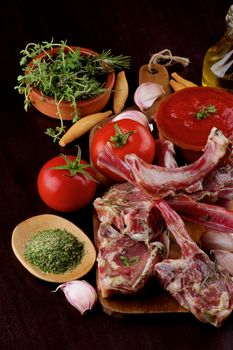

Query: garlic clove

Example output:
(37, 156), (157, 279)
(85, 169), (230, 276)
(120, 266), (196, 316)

(134, 83), (165, 111)
(213, 250), (233, 276)
(200, 230), (233, 252)
(53, 280), (97, 315)
(111, 110), (150, 129)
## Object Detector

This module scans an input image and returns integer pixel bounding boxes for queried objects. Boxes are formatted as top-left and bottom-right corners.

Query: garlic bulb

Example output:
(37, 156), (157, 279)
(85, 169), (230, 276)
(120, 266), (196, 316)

(53, 280), (97, 314)
(134, 83), (165, 111)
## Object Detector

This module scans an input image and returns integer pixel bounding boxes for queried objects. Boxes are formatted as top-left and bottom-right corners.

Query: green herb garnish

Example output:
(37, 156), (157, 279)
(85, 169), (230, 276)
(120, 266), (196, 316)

(15, 39), (130, 141)
(119, 255), (140, 266)
(195, 104), (217, 120)
(24, 228), (84, 274)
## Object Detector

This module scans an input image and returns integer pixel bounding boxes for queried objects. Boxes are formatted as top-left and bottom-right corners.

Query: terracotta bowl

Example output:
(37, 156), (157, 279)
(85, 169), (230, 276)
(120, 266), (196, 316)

(27, 47), (116, 120)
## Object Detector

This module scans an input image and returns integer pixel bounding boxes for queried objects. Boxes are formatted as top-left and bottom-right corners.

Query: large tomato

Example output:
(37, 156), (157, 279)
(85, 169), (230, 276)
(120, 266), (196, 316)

(90, 119), (155, 181)
(37, 148), (97, 212)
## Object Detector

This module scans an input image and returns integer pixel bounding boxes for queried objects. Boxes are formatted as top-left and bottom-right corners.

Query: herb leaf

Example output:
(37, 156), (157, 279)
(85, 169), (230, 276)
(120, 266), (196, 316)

(195, 104), (217, 120)
(120, 255), (140, 266)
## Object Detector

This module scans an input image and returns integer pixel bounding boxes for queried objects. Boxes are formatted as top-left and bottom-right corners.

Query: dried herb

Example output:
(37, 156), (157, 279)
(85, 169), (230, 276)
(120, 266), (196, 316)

(24, 228), (84, 274)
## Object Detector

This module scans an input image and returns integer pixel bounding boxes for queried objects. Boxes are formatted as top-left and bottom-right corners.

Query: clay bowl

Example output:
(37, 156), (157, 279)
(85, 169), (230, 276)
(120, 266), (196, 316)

(27, 46), (115, 120)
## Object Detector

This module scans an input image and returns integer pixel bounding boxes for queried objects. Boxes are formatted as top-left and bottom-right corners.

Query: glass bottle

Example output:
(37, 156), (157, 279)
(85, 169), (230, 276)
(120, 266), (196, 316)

(202, 4), (233, 92)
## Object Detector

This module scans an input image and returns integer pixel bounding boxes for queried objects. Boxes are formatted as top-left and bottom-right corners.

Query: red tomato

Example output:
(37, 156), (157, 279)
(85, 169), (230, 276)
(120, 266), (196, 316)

(90, 119), (155, 181)
(156, 86), (233, 152)
(37, 154), (97, 212)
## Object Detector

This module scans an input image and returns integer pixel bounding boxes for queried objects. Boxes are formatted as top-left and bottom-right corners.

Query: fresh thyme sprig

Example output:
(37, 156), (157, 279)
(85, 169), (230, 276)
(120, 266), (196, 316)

(44, 97), (66, 142)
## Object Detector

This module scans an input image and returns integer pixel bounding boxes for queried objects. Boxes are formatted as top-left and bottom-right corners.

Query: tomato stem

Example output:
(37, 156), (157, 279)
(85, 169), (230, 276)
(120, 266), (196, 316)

(110, 123), (136, 148)
(50, 145), (98, 182)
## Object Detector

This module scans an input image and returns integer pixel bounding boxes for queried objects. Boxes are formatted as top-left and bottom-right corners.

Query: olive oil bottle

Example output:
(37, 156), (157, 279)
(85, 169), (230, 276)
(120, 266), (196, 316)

(202, 4), (233, 92)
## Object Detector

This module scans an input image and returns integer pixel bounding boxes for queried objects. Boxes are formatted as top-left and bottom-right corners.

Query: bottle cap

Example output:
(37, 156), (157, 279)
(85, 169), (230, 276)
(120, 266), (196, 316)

(226, 4), (233, 28)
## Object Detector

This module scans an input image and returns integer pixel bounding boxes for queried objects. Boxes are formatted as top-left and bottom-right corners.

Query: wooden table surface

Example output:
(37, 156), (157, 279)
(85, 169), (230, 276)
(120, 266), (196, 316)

(1, 1), (233, 349)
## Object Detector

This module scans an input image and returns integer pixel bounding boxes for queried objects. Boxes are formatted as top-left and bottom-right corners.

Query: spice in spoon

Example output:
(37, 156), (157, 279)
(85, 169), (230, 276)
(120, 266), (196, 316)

(24, 228), (84, 274)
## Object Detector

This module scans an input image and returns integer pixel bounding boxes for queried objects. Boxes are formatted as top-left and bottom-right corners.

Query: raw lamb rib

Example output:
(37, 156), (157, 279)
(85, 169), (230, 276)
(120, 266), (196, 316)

(154, 139), (178, 168)
(153, 199), (233, 327)
(168, 195), (233, 233)
(97, 128), (229, 198)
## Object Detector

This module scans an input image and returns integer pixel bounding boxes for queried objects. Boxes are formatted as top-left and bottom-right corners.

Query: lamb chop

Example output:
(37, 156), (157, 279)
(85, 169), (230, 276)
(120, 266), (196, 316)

(94, 182), (170, 297)
(96, 222), (165, 297)
(94, 182), (163, 243)
(153, 199), (233, 327)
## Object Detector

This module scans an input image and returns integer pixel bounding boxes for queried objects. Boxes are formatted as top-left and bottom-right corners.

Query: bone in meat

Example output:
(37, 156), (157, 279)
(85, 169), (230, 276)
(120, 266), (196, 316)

(153, 199), (233, 327)
(168, 195), (233, 233)
(97, 128), (229, 199)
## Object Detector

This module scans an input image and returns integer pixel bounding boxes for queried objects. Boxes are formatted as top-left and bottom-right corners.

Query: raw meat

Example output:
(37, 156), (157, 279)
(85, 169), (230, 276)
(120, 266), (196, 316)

(168, 195), (233, 233)
(121, 128), (229, 198)
(153, 199), (233, 327)
(95, 127), (233, 326)
(154, 139), (178, 168)
(97, 128), (229, 198)
(202, 143), (233, 199)
(94, 182), (162, 243)
(94, 182), (169, 297)
(96, 222), (164, 297)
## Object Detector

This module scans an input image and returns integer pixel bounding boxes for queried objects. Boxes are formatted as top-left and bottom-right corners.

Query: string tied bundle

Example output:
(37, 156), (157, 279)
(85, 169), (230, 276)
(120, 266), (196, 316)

(148, 49), (190, 73)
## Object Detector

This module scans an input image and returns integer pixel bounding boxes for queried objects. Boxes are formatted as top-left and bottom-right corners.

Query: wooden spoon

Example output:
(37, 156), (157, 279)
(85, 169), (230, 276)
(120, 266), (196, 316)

(11, 214), (96, 283)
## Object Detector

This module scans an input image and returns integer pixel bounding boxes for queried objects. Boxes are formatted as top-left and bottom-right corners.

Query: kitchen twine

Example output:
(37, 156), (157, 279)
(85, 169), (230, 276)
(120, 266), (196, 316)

(148, 49), (190, 72)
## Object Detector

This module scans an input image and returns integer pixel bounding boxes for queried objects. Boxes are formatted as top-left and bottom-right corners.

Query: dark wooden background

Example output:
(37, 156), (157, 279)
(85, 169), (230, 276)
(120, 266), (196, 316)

(1, 1), (233, 349)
